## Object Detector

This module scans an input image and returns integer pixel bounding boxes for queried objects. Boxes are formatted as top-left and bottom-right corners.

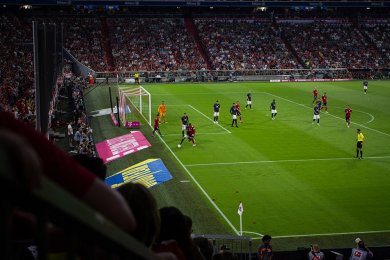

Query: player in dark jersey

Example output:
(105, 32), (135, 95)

(315, 98), (322, 110)
(152, 113), (162, 137)
(345, 105), (352, 128)
(270, 99), (277, 120)
(312, 105), (321, 126)
(236, 101), (242, 123)
(363, 80), (368, 94)
(321, 92), (328, 113)
(312, 87), (318, 104)
(245, 92), (252, 109)
(230, 103), (238, 127)
(181, 112), (189, 137)
(213, 100), (220, 124)
(178, 123), (196, 148)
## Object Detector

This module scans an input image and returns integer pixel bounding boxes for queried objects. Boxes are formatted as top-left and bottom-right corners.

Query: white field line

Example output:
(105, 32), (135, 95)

(129, 97), (240, 235)
(185, 155), (390, 167)
(188, 104), (232, 134)
(262, 91), (390, 138)
(331, 105), (375, 125)
(273, 229), (390, 239)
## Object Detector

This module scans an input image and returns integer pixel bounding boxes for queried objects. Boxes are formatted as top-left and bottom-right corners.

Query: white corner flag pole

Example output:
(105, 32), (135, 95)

(238, 201), (243, 236)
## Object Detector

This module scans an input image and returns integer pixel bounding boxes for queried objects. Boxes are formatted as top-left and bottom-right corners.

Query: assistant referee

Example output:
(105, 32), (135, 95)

(356, 129), (365, 159)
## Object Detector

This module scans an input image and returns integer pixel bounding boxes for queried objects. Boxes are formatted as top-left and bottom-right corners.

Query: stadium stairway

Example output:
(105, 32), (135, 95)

(100, 16), (115, 70)
(184, 16), (213, 70)
(274, 23), (306, 69)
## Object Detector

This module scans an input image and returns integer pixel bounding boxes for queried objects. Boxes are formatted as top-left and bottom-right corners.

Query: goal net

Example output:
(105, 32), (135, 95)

(118, 86), (152, 127)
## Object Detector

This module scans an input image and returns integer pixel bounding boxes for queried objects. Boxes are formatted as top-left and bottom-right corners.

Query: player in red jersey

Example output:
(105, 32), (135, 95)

(321, 92), (328, 113)
(152, 113), (162, 137)
(345, 106), (352, 128)
(312, 87), (318, 104)
(178, 123), (196, 148)
(88, 72), (94, 87)
(236, 101), (243, 123)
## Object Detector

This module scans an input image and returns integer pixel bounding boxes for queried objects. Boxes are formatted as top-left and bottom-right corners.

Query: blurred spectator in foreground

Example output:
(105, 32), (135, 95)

(350, 238), (373, 260)
(193, 237), (214, 260)
(0, 111), (135, 232)
(154, 206), (199, 260)
(73, 154), (107, 181)
(117, 183), (160, 247)
(258, 234), (273, 260)
(307, 244), (325, 260)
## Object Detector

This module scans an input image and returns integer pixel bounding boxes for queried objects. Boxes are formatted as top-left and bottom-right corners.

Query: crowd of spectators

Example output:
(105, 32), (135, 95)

(195, 18), (301, 71)
(108, 18), (206, 72)
(281, 22), (386, 69)
(361, 22), (390, 68)
(0, 15), (35, 126)
(65, 74), (96, 156)
(63, 18), (108, 72)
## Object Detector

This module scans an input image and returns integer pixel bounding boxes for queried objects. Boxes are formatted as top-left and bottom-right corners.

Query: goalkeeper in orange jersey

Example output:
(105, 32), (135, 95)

(157, 101), (167, 124)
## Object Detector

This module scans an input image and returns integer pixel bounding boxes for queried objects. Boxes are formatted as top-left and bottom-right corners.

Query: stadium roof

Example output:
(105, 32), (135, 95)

(1, 0), (389, 8)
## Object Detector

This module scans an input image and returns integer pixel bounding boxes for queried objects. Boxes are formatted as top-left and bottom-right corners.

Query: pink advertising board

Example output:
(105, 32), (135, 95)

(96, 131), (151, 163)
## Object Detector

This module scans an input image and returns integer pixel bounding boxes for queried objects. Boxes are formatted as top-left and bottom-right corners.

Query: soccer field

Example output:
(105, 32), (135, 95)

(87, 80), (390, 250)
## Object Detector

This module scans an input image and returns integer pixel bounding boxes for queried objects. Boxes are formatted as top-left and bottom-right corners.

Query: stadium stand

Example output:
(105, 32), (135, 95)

(195, 18), (302, 70)
(0, 14), (35, 126)
(63, 18), (109, 72)
(108, 17), (207, 72)
(281, 21), (386, 69)
(361, 22), (390, 68)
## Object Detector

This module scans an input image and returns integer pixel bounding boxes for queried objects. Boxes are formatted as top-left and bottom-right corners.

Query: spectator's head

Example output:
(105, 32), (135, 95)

(117, 183), (160, 247)
(311, 244), (320, 253)
(157, 206), (193, 258)
(262, 234), (272, 245)
(184, 215), (193, 236)
(355, 238), (365, 249)
(73, 154), (107, 180)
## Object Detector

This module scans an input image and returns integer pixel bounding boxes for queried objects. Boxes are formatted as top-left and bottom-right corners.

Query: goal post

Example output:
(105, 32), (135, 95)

(118, 86), (152, 127)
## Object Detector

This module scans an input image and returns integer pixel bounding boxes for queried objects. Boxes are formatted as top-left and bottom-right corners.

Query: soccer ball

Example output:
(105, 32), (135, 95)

(177, 144), (181, 148)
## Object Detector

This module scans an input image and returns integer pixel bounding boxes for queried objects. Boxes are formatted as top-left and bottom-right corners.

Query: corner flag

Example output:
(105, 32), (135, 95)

(238, 202), (243, 216)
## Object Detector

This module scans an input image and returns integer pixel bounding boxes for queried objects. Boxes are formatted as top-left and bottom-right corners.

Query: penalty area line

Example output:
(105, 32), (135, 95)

(184, 155), (390, 167)
(188, 104), (232, 134)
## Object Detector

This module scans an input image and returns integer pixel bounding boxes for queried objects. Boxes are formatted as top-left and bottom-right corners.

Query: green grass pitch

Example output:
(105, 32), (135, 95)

(86, 80), (390, 251)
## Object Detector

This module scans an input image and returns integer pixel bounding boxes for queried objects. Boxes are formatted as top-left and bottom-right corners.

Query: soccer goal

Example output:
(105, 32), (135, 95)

(118, 86), (152, 127)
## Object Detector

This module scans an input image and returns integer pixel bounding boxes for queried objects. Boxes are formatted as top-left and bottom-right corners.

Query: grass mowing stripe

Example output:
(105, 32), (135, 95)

(188, 104), (231, 134)
(262, 91), (390, 137)
(184, 155), (390, 167)
(125, 91), (240, 235)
